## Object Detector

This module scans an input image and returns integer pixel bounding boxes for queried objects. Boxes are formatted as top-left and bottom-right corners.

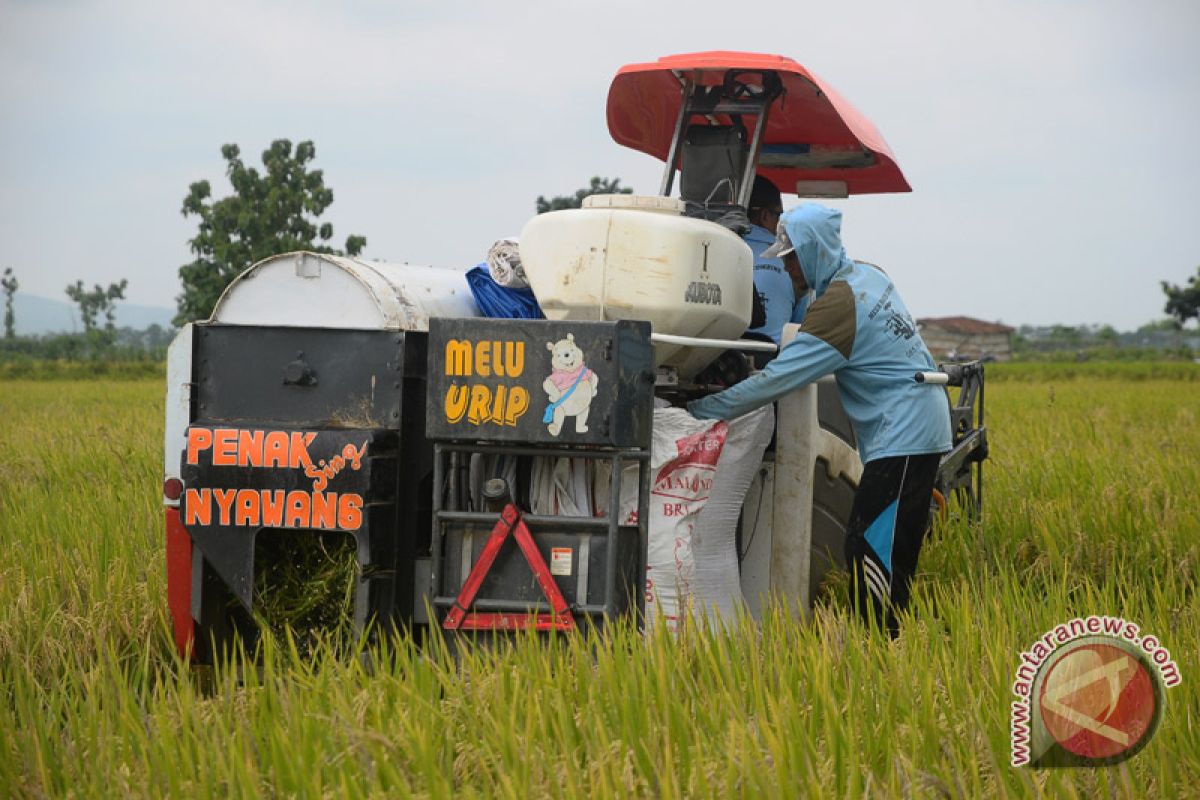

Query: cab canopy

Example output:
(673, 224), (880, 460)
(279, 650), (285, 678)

(607, 51), (910, 198)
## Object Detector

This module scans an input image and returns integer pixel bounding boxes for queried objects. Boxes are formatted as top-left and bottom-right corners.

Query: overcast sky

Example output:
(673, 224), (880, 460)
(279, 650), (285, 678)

(1, 0), (1197, 329)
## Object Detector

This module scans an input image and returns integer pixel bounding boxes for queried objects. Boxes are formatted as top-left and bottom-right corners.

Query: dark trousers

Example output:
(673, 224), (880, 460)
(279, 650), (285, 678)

(843, 453), (942, 637)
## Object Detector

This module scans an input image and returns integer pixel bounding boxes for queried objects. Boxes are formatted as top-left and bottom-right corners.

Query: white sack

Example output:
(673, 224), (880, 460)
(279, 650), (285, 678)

(690, 404), (774, 626)
(486, 237), (529, 288)
(597, 405), (774, 633)
(522, 403), (773, 633)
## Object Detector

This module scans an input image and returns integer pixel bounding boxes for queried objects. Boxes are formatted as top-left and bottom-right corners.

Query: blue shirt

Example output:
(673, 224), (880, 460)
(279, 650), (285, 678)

(692, 205), (951, 463)
(745, 224), (811, 344)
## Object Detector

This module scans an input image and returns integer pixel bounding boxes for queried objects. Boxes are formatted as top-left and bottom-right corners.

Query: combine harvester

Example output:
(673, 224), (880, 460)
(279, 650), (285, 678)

(162, 52), (987, 661)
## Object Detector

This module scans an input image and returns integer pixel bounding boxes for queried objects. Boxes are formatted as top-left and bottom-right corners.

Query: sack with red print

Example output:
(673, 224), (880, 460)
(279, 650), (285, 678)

(598, 405), (773, 632)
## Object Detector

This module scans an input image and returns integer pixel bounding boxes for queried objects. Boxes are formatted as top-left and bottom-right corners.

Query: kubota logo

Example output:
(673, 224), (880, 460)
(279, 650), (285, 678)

(683, 281), (722, 305)
(1010, 616), (1180, 768)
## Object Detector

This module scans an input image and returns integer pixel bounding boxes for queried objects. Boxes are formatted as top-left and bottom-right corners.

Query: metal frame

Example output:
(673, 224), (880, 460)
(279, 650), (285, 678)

(430, 441), (651, 629)
(658, 72), (691, 197)
(657, 69), (781, 208)
(443, 504), (576, 631)
(932, 361), (988, 518)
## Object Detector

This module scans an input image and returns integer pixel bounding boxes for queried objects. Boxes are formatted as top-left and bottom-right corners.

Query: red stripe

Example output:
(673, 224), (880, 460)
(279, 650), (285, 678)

(165, 508), (194, 659)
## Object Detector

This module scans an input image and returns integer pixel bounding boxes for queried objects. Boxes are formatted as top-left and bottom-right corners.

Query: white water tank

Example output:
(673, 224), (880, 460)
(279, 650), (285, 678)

(519, 195), (753, 377)
(209, 252), (479, 330)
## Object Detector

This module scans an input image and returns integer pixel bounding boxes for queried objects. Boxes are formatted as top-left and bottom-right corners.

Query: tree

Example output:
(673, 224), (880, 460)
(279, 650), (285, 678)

(1047, 324), (1083, 347)
(1162, 266), (1200, 329)
(1, 268), (17, 339)
(175, 139), (367, 325)
(65, 279), (127, 333)
(536, 176), (633, 214)
(1136, 318), (1182, 334)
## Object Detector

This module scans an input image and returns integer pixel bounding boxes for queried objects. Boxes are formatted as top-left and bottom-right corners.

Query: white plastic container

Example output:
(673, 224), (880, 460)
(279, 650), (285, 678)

(519, 195), (753, 377)
(208, 252), (478, 330)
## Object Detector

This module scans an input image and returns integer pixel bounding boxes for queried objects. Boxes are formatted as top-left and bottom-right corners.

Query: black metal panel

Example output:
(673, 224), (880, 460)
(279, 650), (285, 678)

(438, 522), (642, 616)
(397, 331), (435, 558)
(425, 318), (655, 448)
(179, 426), (399, 611)
(430, 440), (651, 633)
(194, 325), (415, 428)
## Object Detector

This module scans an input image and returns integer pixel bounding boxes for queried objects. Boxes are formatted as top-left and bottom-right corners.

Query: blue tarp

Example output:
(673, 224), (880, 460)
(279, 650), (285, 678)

(465, 264), (544, 319)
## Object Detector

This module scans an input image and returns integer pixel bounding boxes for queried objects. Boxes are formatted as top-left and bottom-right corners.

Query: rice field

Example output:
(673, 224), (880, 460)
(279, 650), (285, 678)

(1, 367), (1198, 798)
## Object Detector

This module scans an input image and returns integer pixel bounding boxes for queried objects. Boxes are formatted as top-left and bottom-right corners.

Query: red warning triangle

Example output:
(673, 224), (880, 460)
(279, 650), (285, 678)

(443, 504), (576, 631)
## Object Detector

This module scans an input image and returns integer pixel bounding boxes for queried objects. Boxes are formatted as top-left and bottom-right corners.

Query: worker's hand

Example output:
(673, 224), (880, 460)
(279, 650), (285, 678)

(687, 397), (722, 420)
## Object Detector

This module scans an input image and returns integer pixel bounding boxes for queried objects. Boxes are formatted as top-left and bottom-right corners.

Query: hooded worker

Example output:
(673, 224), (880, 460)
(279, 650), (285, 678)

(744, 176), (811, 345)
(688, 203), (952, 636)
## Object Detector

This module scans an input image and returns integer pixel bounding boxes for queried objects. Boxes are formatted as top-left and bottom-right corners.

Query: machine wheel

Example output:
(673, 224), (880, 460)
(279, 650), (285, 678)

(807, 381), (860, 606)
(736, 381), (860, 612)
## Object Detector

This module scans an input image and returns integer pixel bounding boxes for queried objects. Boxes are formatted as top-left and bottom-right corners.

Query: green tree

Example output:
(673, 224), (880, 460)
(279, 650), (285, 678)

(65, 279), (128, 334)
(1, 267), (17, 339)
(176, 139), (367, 325)
(1162, 266), (1200, 329)
(536, 176), (633, 214)
(1048, 324), (1083, 347)
(1136, 318), (1182, 334)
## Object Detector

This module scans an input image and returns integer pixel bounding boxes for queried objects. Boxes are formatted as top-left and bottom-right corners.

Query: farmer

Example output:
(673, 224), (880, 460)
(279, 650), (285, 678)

(688, 203), (952, 636)
(744, 176), (810, 345)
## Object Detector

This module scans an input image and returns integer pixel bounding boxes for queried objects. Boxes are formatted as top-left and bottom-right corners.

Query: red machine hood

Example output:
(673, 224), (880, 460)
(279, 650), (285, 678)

(607, 51), (911, 195)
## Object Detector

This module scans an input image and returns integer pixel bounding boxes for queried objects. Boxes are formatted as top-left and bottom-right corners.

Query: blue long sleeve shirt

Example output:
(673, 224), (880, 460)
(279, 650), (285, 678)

(745, 223), (811, 344)
(690, 205), (951, 464)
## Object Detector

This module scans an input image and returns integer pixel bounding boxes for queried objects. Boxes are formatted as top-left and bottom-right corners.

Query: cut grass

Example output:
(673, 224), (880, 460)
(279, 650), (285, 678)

(0, 373), (1197, 797)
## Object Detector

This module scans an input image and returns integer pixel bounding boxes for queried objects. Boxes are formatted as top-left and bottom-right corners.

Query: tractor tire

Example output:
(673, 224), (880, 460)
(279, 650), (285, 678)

(807, 380), (859, 606)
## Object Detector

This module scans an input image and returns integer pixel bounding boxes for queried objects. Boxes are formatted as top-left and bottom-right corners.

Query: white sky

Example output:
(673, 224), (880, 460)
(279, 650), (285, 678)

(1, 0), (1197, 329)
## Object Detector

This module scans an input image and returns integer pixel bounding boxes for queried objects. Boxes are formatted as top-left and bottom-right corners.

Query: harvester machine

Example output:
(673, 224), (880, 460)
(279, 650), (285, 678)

(162, 52), (988, 661)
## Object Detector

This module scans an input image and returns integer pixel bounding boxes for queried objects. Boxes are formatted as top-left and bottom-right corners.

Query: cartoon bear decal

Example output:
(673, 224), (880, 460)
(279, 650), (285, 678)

(542, 333), (599, 436)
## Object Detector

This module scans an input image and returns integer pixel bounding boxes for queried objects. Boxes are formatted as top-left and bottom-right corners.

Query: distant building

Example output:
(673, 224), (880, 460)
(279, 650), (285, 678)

(917, 316), (1015, 361)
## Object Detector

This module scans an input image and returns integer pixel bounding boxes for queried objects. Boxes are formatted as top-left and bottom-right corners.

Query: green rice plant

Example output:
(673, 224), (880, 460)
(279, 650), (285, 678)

(249, 529), (358, 655)
(0, 374), (1197, 798)
(987, 360), (1200, 382)
(0, 359), (165, 381)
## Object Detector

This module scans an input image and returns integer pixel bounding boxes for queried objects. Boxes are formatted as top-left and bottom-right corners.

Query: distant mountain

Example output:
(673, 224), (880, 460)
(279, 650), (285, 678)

(10, 293), (176, 336)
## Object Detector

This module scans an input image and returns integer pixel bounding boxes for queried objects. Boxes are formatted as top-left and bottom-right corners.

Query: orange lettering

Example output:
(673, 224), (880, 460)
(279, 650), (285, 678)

(235, 489), (260, 526)
(490, 384), (506, 423)
(263, 431), (289, 468)
(476, 341), (491, 377)
(285, 490), (310, 527)
(186, 428), (212, 465)
(258, 490), (284, 527)
(445, 384), (468, 424)
(505, 387), (529, 426)
(212, 429), (238, 466)
(184, 488), (211, 525)
(237, 430), (264, 467)
(290, 432), (317, 468)
(490, 340), (505, 377)
(310, 492), (337, 529)
(445, 339), (472, 376)
(213, 488), (238, 526)
(466, 384), (490, 425)
(342, 441), (366, 470)
(305, 460), (328, 492)
(338, 493), (363, 530)
(505, 341), (524, 377)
